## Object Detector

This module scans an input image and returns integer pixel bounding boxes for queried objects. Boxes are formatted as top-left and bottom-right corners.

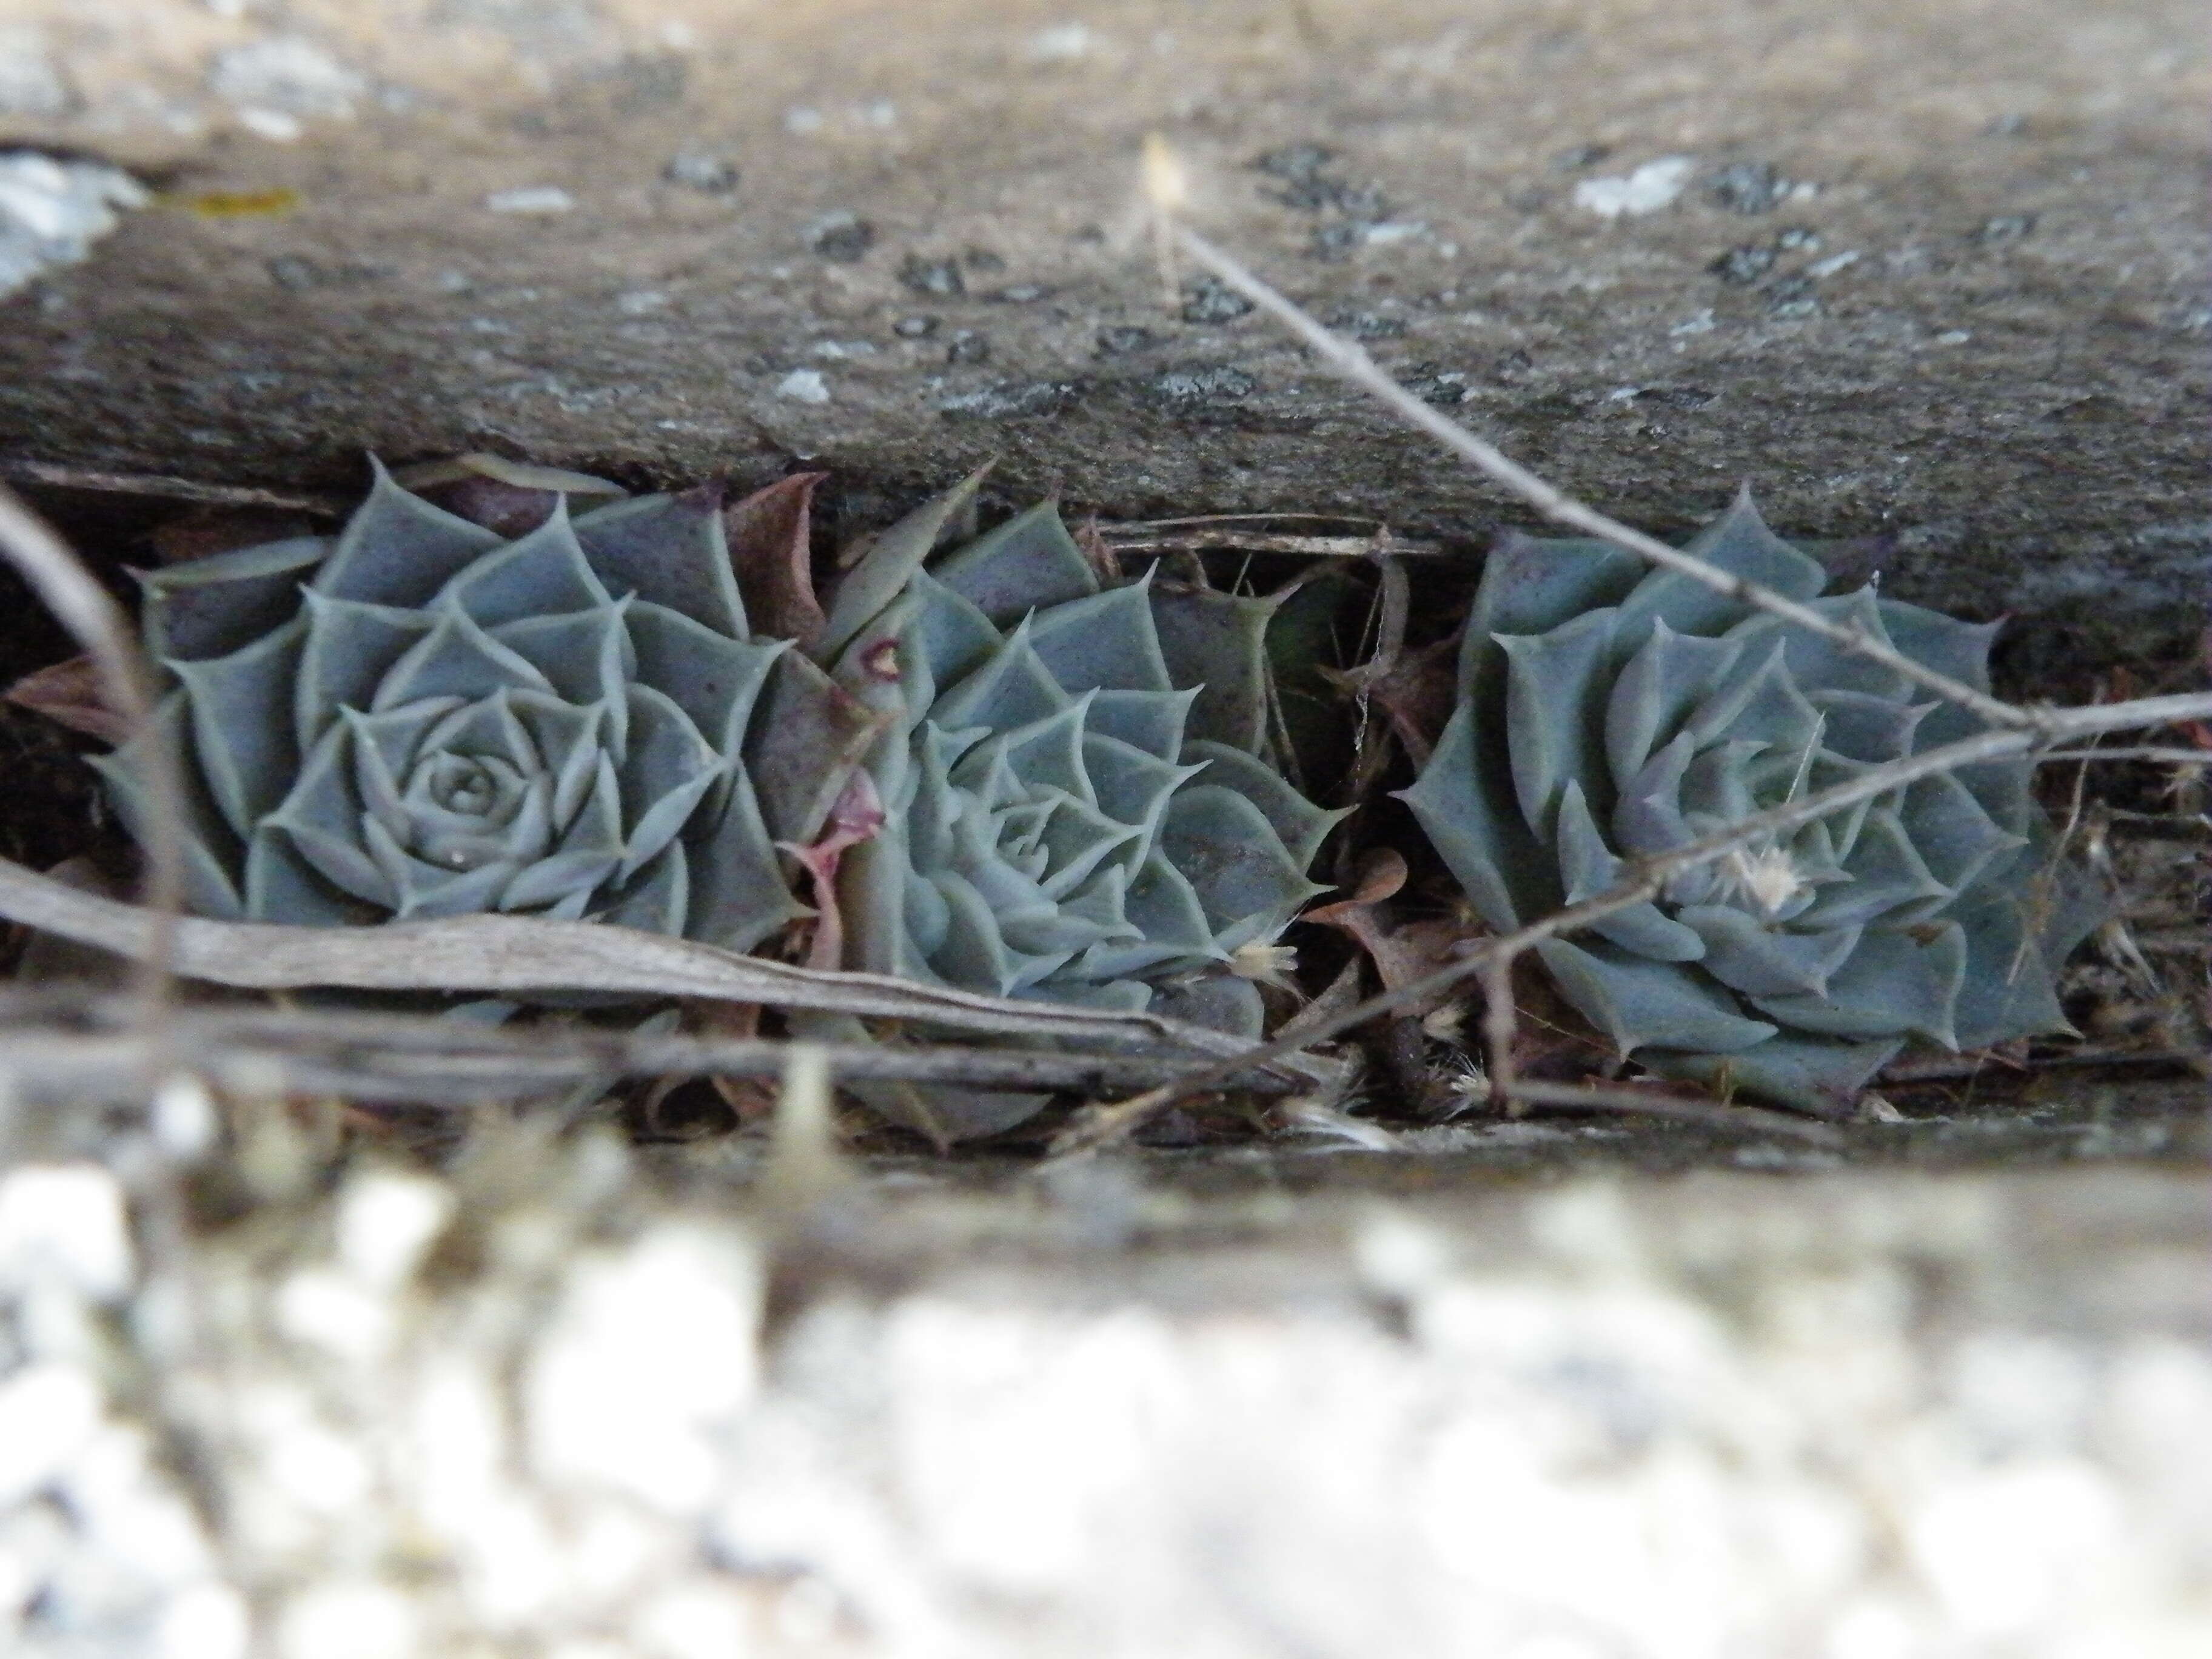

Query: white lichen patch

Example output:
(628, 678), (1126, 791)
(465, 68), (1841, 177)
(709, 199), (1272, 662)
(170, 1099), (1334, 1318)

(208, 37), (363, 121)
(0, 151), (146, 300)
(776, 368), (831, 403)
(1574, 156), (1696, 219)
(484, 185), (576, 216)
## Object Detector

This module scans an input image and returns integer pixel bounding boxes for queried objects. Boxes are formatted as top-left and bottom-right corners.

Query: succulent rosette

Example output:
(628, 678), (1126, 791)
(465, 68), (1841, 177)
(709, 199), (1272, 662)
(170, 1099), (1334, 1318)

(96, 461), (865, 954)
(1401, 494), (2105, 1114)
(811, 478), (1343, 1138)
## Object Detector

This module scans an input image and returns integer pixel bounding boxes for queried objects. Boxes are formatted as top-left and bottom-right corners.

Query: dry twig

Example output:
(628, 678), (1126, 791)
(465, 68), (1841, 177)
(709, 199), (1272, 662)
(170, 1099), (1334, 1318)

(0, 862), (1346, 1087)
(0, 484), (181, 1039)
(1159, 216), (2039, 735)
(1049, 690), (2212, 1157)
(0, 993), (1313, 1110)
(0, 460), (346, 515)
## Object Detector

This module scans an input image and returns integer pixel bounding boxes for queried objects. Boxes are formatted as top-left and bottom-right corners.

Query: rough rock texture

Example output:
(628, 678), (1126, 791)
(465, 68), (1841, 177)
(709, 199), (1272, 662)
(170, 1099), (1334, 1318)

(0, 0), (2205, 635)
(2, 1136), (2207, 1658)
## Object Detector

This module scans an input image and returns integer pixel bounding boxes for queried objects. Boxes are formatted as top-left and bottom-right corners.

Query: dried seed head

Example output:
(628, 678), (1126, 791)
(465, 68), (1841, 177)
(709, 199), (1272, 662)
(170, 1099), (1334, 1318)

(1714, 843), (1811, 919)
(1230, 941), (1301, 992)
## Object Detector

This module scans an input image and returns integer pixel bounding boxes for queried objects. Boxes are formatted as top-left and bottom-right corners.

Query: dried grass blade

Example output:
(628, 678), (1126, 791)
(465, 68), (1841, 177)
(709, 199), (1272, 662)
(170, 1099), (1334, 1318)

(0, 857), (1342, 1084)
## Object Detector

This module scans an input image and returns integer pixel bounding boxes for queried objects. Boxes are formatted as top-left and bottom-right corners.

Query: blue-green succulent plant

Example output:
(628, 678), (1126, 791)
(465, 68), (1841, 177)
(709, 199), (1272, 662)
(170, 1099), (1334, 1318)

(1401, 494), (2105, 1114)
(97, 461), (867, 954)
(810, 477), (1344, 1139)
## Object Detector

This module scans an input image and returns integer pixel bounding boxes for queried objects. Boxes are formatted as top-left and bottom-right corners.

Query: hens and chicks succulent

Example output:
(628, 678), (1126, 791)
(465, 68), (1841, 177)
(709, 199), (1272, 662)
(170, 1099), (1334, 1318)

(1403, 495), (2102, 1114)
(68, 462), (2096, 1129)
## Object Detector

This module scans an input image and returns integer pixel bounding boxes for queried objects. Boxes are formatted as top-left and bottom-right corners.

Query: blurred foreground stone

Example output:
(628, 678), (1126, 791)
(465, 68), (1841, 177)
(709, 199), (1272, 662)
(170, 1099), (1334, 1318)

(1, 1128), (2206, 1658)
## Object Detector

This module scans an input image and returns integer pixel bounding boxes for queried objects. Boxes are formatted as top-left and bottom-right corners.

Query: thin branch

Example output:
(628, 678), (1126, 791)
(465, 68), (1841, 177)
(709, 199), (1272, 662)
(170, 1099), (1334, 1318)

(0, 485), (181, 1045)
(0, 996), (1312, 1110)
(1094, 526), (1444, 560)
(1497, 1080), (1848, 1147)
(2037, 746), (2211, 765)
(0, 460), (347, 515)
(0, 860), (1347, 1088)
(1047, 689), (2212, 1157)
(1165, 221), (2042, 735)
(1877, 1046), (2208, 1084)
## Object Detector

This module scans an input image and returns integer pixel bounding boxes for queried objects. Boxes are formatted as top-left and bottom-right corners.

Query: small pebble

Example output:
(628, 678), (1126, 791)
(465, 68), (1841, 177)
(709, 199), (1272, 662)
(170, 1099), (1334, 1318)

(1572, 156), (1694, 219)
(1094, 325), (1158, 355)
(1632, 386), (1717, 410)
(1324, 309), (1407, 340)
(1309, 222), (1366, 260)
(1766, 275), (1820, 317)
(1709, 244), (1777, 284)
(805, 210), (874, 261)
(945, 329), (990, 365)
(1027, 24), (1095, 62)
(264, 255), (380, 290)
(1551, 142), (1613, 172)
(1150, 364), (1258, 407)
(1774, 226), (1821, 251)
(1252, 143), (1338, 181)
(1974, 213), (2036, 244)
(775, 369), (830, 404)
(892, 315), (940, 338)
(1359, 220), (1424, 246)
(984, 283), (1052, 303)
(963, 247), (1007, 273)
(1181, 278), (1254, 323)
(1706, 161), (1789, 215)
(899, 255), (965, 297)
(1399, 366), (1470, 407)
(937, 381), (1076, 419)
(266, 254), (320, 290)
(485, 186), (574, 216)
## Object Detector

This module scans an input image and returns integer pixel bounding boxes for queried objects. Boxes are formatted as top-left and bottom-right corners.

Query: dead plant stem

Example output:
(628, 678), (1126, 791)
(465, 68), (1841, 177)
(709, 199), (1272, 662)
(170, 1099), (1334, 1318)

(1048, 690), (2212, 1156)
(1166, 223), (2042, 735)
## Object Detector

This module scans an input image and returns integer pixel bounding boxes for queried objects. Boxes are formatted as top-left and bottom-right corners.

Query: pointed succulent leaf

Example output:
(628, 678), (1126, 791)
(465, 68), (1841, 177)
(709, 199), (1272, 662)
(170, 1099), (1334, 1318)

(1458, 529), (1646, 698)
(573, 484), (748, 637)
(721, 471), (828, 649)
(438, 498), (611, 627)
(816, 463), (992, 663)
(1534, 937), (1778, 1054)
(166, 615), (306, 839)
(1641, 1033), (1905, 1119)
(1026, 574), (1175, 693)
(931, 498), (1099, 623)
(1604, 619), (1744, 792)
(1181, 739), (1349, 873)
(1399, 703), (1563, 931)
(139, 535), (328, 663)
(1609, 489), (1825, 646)
(312, 458), (504, 607)
(1752, 923), (1967, 1046)
(1500, 609), (1621, 837)
(1147, 581), (1279, 754)
(91, 694), (246, 920)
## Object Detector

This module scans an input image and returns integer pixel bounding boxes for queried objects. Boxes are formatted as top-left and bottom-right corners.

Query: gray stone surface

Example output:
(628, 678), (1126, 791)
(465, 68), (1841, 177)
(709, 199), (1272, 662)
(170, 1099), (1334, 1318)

(0, 0), (2204, 631)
